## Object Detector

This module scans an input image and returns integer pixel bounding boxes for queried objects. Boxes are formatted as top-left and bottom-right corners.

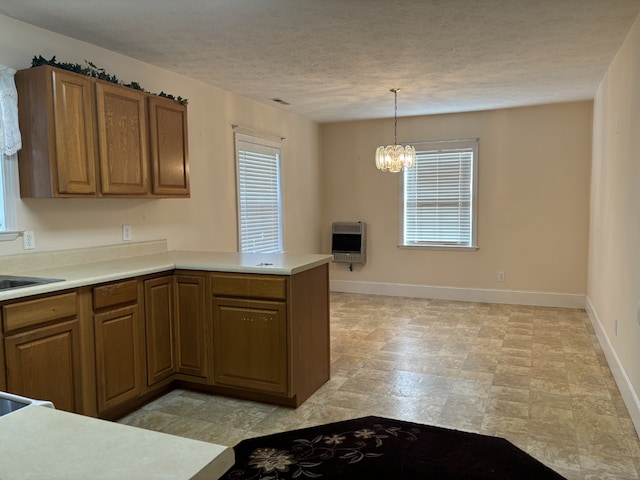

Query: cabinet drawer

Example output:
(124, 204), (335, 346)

(211, 273), (286, 300)
(3, 292), (78, 332)
(93, 279), (138, 309)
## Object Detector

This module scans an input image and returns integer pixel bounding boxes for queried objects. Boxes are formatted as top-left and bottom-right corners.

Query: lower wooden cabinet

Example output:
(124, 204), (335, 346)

(144, 273), (211, 385)
(0, 330), (5, 392)
(93, 280), (144, 414)
(174, 274), (210, 379)
(210, 266), (330, 406)
(0, 263), (329, 415)
(144, 276), (176, 385)
(4, 319), (82, 412)
(212, 297), (288, 395)
(94, 305), (143, 413)
(2, 292), (82, 412)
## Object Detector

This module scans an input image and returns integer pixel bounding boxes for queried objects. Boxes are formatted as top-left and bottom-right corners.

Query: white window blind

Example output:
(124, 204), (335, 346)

(0, 153), (19, 237)
(401, 138), (478, 248)
(235, 133), (283, 253)
(0, 157), (5, 231)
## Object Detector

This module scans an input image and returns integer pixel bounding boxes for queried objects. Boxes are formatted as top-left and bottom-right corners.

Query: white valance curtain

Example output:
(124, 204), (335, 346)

(0, 65), (21, 156)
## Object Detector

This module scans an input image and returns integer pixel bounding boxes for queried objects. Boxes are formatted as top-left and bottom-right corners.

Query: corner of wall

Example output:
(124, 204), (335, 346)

(585, 295), (640, 437)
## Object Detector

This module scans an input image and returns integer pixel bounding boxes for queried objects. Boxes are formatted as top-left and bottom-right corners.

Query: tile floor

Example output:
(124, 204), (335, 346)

(119, 292), (640, 479)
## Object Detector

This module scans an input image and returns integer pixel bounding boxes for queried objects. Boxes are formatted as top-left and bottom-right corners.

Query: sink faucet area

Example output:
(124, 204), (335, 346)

(0, 275), (64, 291)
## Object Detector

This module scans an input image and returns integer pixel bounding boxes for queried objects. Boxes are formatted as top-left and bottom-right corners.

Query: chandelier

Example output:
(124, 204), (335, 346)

(375, 88), (415, 172)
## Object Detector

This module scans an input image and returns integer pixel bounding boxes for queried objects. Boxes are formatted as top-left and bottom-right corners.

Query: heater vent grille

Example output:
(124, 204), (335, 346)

(333, 222), (363, 234)
(333, 252), (365, 263)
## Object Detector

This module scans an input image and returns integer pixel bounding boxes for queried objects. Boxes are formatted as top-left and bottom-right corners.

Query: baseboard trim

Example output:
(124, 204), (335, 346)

(585, 296), (640, 437)
(330, 279), (585, 309)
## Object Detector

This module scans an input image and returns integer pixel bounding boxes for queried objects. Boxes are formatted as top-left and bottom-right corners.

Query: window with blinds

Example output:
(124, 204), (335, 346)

(0, 157), (6, 231)
(401, 138), (478, 248)
(0, 154), (18, 236)
(235, 133), (283, 253)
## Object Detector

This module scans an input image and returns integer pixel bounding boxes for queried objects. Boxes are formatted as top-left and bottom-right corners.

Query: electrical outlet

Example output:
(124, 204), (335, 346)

(497, 271), (505, 282)
(122, 224), (132, 241)
(23, 230), (35, 250)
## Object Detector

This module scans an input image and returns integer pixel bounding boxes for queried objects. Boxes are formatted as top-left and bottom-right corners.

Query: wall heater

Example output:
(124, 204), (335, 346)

(331, 222), (366, 265)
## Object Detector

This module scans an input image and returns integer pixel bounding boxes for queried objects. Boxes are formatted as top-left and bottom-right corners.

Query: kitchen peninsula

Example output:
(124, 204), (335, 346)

(0, 405), (234, 479)
(0, 241), (332, 419)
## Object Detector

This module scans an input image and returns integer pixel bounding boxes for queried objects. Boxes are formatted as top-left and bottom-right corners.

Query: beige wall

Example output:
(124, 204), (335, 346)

(589, 13), (640, 416)
(321, 102), (592, 295)
(0, 14), (322, 256)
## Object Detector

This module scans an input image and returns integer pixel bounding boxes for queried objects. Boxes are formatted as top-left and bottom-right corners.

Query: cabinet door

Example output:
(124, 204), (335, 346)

(52, 69), (98, 195)
(175, 274), (209, 379)
(5, 320), (81, 412)
(213, 297), (288, 395)
(148, 96), (190, 197)
(94, 305), (143, 413)
(95, 81), (149, 195)
(16, 65), (97, 197)
(144, 276), (176, 385)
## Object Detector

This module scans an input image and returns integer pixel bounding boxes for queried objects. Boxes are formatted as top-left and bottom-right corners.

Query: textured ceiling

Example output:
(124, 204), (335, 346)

(1, 0), (639, 122)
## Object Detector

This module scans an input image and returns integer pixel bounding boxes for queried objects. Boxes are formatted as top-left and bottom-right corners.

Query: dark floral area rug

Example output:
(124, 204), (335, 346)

(221, 416), (566, 479)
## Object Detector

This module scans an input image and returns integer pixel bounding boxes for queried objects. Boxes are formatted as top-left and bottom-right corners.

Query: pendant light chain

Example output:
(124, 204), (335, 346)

(394, 89), (398, 145)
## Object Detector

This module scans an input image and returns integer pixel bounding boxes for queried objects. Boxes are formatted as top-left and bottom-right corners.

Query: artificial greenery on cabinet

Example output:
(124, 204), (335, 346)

(31, 55), (188, 105)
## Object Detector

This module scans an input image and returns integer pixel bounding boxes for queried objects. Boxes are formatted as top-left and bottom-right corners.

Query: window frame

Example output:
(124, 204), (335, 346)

(0, 153), (20, 241)
(399, 138), (479, 251)
(234, 132), (284, 254)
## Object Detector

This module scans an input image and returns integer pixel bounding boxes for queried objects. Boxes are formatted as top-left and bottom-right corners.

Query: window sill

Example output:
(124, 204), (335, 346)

(398, 244), (479, 252)
(0, 231), (21, 242)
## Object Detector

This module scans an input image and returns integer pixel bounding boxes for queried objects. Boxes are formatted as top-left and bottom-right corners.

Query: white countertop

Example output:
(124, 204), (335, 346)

(0, 405), (234, 479)
(0, 246), (332, 301)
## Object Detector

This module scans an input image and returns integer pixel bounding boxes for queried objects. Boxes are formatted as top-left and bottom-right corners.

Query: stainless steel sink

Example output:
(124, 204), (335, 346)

(0, 275), (64, 291)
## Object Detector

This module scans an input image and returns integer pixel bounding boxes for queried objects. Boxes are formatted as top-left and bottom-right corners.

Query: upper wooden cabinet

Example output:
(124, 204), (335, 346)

(15, 66), (97, 197)
(149, 96), (189, 196)
(95, 81), (150, 196)
(15, 65), (189, 198)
